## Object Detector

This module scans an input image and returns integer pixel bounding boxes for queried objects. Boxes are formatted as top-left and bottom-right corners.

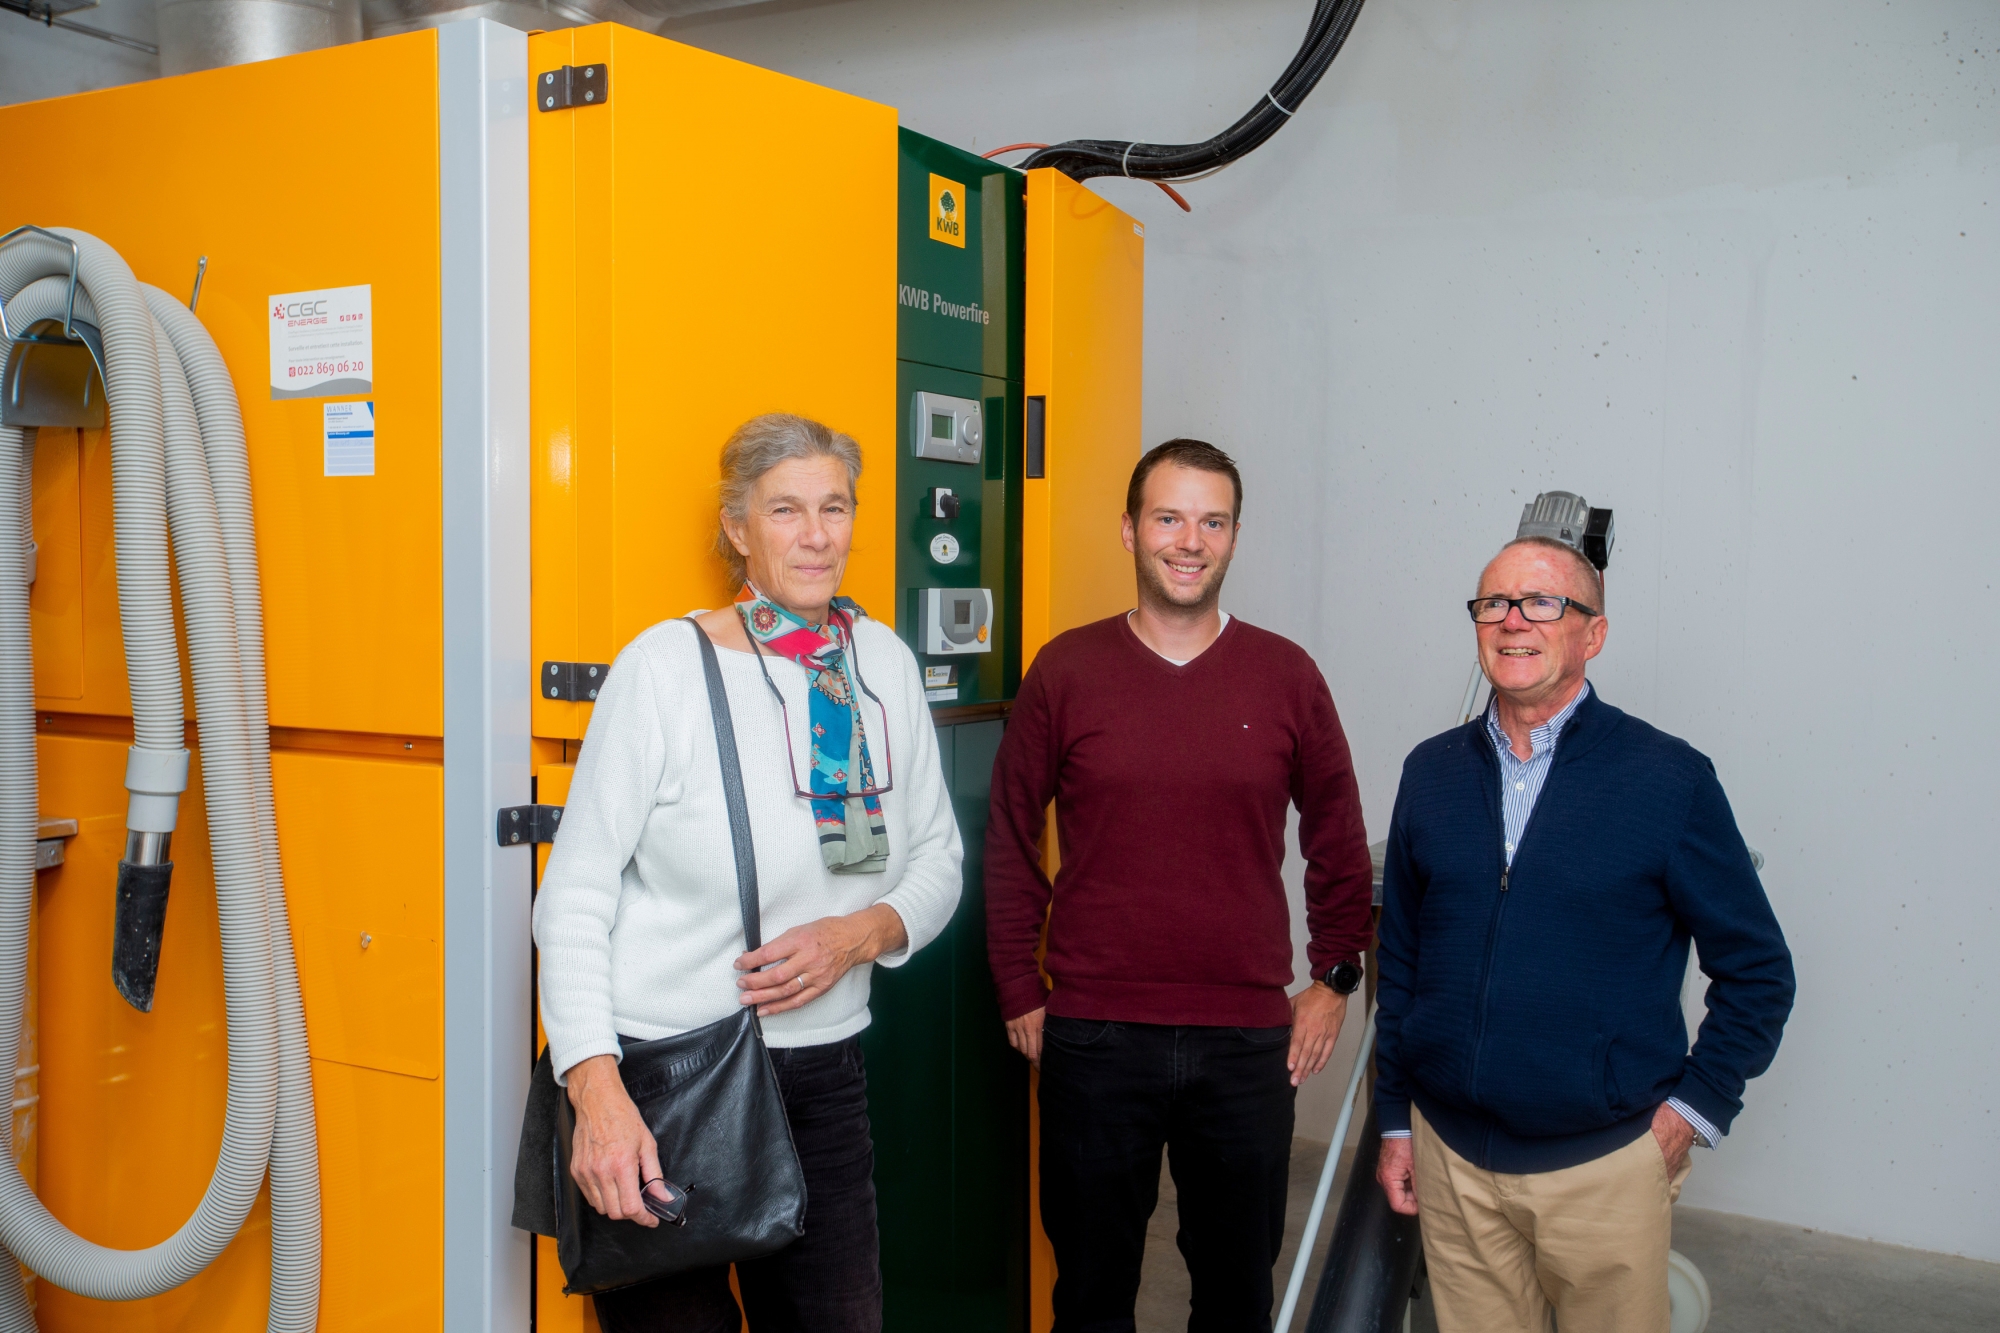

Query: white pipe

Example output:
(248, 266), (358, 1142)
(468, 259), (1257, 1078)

(0, 231), (319, 1330)
(1275, 1009), (1378, 1333)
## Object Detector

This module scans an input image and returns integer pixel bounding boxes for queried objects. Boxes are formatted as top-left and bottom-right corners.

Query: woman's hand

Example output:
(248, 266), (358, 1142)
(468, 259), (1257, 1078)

(736, 903), (908, 1017)
(566, 1055), (671, 1227)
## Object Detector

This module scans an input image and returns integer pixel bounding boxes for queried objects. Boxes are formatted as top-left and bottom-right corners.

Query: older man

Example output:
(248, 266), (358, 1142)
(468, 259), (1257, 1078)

(1372, 536), (1795, 1333)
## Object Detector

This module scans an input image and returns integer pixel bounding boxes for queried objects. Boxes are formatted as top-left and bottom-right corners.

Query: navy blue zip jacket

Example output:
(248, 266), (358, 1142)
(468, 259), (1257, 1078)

(1374, 687), (1795, 1173)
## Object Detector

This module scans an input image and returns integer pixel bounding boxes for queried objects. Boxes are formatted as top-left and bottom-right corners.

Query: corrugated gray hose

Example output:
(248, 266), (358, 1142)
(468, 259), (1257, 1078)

(0, 229), (320, 1330)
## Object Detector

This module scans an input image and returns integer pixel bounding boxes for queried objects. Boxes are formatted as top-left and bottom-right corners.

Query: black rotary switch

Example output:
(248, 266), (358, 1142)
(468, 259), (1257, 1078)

(931, 487), (961, 521)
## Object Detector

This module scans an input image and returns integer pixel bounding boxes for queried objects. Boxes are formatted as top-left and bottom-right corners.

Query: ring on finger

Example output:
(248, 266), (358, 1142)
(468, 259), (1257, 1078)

(796, 973), (808, 992)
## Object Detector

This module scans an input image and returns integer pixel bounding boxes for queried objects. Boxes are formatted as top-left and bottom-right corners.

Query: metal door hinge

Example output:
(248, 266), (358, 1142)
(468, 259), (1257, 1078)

(496, 804), (564, 847)
(537, 64), (609, 112)
(541, 660), (610, 702)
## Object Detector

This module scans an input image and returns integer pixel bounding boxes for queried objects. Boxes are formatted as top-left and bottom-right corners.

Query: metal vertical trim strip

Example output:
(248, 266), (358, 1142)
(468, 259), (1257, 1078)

(440, 18), (533, 1333)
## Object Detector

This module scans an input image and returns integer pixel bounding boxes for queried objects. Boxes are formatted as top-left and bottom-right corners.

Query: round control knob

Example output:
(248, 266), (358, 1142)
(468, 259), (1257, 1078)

(961, 412), (981, 448)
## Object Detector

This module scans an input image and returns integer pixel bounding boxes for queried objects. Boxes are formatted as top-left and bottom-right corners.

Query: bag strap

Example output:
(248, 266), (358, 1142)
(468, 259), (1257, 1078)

(687, 618), (763, 952)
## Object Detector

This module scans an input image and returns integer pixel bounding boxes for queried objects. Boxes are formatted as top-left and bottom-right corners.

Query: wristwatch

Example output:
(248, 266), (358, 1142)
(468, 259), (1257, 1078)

(1320, 959), (1363, 995)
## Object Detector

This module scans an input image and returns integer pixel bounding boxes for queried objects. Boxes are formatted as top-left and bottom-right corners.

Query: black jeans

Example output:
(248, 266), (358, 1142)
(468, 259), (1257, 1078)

(592, 1036), (883, 1333)
(1038, 1017), (1297, 1333)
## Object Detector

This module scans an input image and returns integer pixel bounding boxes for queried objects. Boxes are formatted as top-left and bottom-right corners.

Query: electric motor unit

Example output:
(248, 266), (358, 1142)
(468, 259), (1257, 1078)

(1515, 489), (1615, 571)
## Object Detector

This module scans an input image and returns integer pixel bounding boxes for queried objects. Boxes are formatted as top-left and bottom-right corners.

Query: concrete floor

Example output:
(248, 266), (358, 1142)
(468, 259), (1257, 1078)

(1135, 1139), (2000, 1333)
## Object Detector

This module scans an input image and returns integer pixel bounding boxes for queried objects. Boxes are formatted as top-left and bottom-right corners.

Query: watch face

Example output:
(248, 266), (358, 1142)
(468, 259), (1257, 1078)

(1327, 962), (1362, 994)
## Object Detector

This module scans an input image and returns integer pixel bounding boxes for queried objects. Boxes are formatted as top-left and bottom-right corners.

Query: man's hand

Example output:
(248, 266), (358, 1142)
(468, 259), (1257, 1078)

(1651, 1102), (1696, 1176)
(1377, 1136), (1419, 1215)
(1005, 1006), (1046, 1067)
(1287, 982), (1347, 1087)
(735, 903), (907, 1017)
(566, 1055), (671, 1228)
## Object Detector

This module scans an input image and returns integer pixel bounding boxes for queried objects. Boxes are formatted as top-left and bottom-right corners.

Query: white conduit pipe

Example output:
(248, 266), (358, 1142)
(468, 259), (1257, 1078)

(0, 229), (319, 1330)
(1274, 1008), (1378, 1333)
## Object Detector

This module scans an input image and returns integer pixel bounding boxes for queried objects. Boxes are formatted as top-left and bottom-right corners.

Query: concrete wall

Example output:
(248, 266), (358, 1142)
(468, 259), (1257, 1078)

(0, 0), (157, 107)
(665, 0), (2000, 1261)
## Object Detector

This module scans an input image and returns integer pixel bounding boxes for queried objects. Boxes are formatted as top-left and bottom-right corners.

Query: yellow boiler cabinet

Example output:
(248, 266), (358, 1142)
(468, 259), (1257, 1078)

(0, 17), (1143, 1333)
(2, 21), (540, 1331)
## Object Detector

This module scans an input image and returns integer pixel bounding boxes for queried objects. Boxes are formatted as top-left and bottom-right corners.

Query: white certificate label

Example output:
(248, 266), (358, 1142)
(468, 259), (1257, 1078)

(323, 401), (375, 477)
(271, 284), (372, 399)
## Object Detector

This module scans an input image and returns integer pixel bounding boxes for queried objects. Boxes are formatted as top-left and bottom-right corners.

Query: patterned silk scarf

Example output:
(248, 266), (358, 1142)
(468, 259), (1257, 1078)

(735, 585), (890, 875)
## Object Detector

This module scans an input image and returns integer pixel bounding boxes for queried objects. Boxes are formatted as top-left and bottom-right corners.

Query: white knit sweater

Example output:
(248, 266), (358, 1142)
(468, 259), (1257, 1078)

(533, 614), (963, 1080)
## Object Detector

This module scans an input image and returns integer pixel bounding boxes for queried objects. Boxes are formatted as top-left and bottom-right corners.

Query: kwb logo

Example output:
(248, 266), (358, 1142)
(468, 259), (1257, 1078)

(928, 173), (966, 249)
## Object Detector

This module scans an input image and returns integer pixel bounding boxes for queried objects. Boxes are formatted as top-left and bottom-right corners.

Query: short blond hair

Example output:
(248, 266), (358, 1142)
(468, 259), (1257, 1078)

(713, 413), (862, 584)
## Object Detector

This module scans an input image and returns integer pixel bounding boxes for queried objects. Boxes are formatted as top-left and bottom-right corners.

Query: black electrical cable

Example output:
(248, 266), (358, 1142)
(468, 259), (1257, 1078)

(1020, 0), (1368, 182)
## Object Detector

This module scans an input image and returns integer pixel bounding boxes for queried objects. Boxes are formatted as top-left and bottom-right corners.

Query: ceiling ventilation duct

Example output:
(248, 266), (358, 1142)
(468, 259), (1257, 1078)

(367, 0), (772, 37)
(618, 0), (785, 14)
(156, 0), (363, 75)
(364, 0), (653, 37)
(153, 0), (772, 73)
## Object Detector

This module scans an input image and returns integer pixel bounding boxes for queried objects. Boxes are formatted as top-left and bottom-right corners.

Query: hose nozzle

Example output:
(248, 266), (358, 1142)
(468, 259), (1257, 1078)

(116, 746), (189, 1012)
(113, 853), (174, 1012)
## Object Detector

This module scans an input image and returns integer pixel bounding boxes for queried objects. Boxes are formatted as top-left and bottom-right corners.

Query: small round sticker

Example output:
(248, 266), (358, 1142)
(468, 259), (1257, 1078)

(930, 533), (960, 564)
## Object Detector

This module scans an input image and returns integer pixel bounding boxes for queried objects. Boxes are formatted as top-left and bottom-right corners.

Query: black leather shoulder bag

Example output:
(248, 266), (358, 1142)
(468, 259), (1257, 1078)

(511, 618), (808, 1295)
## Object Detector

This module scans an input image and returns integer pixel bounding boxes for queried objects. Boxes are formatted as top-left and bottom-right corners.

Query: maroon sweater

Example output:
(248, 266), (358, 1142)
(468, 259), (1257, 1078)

(985, 614), (1374, 1028)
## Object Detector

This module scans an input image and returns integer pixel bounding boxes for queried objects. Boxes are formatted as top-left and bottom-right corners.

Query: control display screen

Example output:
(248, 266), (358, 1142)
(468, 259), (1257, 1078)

(953, 598), (971, 626)
(931, 412), (955, 440)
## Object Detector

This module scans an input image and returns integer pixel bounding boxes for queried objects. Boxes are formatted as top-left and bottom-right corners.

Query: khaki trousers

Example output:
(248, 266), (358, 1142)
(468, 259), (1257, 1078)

(1411, 1105), (1691, 1333)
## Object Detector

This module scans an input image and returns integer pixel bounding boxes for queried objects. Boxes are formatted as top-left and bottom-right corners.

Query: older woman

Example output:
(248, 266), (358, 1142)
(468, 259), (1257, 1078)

(533, 413), (962, 1333)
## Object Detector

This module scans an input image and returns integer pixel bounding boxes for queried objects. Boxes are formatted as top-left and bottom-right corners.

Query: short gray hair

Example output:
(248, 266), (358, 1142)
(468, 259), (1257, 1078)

(1491, 536), (1606, 612)
(713, 413), (864, 584)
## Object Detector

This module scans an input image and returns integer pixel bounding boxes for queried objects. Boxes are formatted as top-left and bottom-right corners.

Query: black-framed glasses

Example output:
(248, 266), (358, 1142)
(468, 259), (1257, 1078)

(744, 606), (896, 801)
(640, 1176), (692, 1226)
(1467, 594), (1600, 624)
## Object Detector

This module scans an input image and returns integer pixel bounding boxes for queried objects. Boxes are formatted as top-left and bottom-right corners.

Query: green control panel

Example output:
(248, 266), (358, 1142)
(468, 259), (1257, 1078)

(865, 128), (1030, 1333)
(893, 128), (1025, 712)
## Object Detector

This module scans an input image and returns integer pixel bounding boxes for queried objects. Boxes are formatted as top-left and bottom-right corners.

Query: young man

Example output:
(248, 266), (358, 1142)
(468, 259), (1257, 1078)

(985, 439), (1375, 1331)
(1372, 537), (1794, 1333)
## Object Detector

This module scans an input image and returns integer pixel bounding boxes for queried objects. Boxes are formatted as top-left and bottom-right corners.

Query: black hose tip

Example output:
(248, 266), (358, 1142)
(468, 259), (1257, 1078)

(112, 860), (173, 1012)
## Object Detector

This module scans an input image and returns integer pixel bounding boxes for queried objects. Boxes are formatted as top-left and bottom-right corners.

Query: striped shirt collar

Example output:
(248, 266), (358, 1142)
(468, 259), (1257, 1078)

(1485, 679), (1592, 763)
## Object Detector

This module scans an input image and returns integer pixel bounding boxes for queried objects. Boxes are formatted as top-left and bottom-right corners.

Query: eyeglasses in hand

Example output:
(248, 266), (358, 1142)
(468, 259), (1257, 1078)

(640, 1176), (692, 1226)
